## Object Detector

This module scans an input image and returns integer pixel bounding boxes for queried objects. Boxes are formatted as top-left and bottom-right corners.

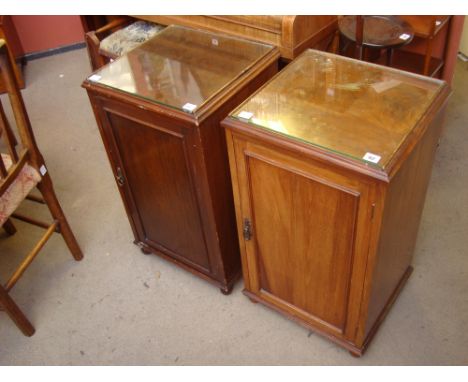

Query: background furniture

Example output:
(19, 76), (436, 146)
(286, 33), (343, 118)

(392, 16), (452, 78)
(338, 15), (414, 65)
(82, 15), (338, 63)
(84, 17), (165, 70)
(81, 15), (465, 84)
(137, 16), (338, 61)
(223, 50), (450, 356)
(0, 40), (83, 336)
(84, 17), (132, 70)
(83, 26), (280, 294)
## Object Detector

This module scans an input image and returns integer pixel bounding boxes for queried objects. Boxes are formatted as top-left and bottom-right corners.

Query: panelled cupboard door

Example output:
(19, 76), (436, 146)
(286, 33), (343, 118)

(230, 137), (376, 341)
(96, 100), (212, 275)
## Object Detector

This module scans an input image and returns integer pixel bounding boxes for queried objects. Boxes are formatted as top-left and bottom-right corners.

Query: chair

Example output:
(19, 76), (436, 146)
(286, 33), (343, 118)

(0, 15), (25, 93)
(84, 17), (165, 71)
(0, 39), (83, 336)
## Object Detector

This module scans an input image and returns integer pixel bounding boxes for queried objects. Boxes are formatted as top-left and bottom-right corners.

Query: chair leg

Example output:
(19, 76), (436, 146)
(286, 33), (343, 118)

(2, 218), (17, 235)
(37, 174), (83, 262)
(0, 284), (35, 336)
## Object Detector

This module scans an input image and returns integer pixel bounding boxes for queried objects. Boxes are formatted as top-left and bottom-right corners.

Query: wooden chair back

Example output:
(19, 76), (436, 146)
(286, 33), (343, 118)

(0, 44), (32, 203)
(0, 38), (43, 168)
(0, 38), (83, 337)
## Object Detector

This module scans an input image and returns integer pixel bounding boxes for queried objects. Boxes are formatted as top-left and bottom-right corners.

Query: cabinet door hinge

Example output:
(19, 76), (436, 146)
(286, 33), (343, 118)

(243, 218), (252, 241)
(371, 203), (376, 220)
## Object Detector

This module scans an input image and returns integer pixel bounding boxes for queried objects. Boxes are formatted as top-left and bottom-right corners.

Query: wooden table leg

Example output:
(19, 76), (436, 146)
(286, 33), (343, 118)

(387, 48), (394, 66)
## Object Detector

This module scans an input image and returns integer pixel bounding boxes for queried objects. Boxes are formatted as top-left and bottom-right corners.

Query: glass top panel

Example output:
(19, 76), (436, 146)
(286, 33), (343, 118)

(231, 50), (444, 169)
(88, 25), (273, 113)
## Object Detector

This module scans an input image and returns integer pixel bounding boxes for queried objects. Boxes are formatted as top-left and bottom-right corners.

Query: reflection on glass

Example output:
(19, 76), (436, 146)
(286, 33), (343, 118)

(231, 50), (444, 169)
(89, 25), (273, 113)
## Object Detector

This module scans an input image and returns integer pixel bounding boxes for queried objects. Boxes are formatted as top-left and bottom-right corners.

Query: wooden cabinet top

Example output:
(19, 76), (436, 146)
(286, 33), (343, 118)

(84, 25), (278, 118)
(227, 49), (450, 178)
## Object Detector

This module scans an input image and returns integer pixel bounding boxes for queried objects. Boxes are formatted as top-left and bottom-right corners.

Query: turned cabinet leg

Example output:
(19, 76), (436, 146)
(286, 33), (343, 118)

(220, 285), (233, 295)
(140, 247), (152, 255)
(136, 241), (152, 255)
(3, 219), (17, 235)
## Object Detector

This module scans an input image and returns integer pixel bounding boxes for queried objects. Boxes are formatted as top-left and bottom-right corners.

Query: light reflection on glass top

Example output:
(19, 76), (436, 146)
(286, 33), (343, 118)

(231, 50), (444, 169)
(88, 25), (273, 114)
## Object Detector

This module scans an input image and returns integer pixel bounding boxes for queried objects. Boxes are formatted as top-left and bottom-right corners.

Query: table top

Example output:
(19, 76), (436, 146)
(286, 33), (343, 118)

(86, 25), (274, 114)
(229, 49), (445, 170)
(339, 15), (414, 48)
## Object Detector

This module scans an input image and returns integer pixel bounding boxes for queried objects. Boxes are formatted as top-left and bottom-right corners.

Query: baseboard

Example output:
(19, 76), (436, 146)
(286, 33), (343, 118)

(21, 42), (86, 62)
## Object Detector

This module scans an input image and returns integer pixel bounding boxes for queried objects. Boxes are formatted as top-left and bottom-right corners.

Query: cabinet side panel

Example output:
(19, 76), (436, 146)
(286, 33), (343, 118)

(107, 112), (211, 271)
(248, 156), (358, 331)
(365, 109), (446, 337)
(199, 61), (278, 281)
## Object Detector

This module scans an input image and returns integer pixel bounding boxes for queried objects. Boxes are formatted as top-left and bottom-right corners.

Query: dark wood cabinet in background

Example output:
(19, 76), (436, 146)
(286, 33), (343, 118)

(223, 50), (450, 355)
(83, 25), (279, 293)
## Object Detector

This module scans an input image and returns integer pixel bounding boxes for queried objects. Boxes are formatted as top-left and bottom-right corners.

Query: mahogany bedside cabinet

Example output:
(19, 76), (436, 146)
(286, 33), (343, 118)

(82, 25), (280, 294)
(222, 50), (450, 355)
